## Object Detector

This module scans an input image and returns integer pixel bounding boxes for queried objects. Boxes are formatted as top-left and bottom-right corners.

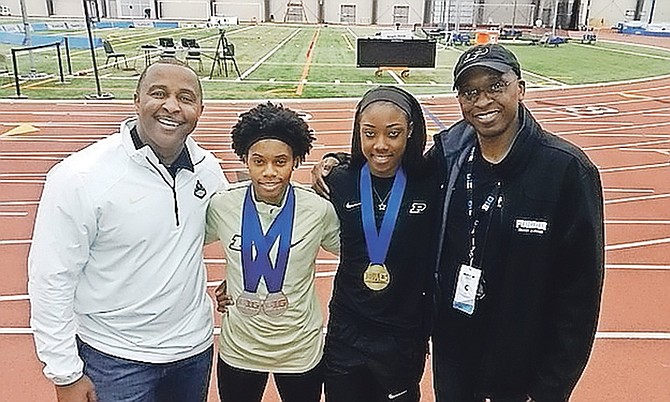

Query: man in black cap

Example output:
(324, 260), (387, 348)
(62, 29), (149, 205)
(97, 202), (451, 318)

(311, 43), (604, 402)
(428, 43), (604, 401)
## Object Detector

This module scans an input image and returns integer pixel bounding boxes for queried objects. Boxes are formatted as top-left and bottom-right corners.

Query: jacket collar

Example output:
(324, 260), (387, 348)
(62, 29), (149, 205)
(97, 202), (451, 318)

(120, 117), (204, 171)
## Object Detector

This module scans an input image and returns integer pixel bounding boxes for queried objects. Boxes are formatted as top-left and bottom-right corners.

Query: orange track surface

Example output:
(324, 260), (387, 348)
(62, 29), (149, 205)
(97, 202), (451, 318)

(1, 75), (670, 400)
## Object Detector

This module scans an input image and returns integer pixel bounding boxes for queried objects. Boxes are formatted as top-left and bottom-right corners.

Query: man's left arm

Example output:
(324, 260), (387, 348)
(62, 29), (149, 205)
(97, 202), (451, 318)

(320, 199), (341, 256)
(529, 162), (605, 402)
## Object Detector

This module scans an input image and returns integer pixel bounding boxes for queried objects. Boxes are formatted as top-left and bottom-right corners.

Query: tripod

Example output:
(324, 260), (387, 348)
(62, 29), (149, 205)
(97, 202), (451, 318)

(209, 29), (241, 79)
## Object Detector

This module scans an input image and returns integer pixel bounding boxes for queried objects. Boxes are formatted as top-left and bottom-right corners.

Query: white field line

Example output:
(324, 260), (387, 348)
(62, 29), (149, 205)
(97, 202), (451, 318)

(521, 69), (568, 86)
(388, 70), (404, 85)
(237, 28), (302, 81)
(574, 42), (670, 62)
(345, 26), (358, 39)
(598, 38), (670, 53)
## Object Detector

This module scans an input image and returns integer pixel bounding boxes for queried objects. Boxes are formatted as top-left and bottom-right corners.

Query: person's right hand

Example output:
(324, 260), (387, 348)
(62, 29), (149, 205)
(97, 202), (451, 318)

(215, 280), (234, 314)
(310, 156), (340, 198)
(55, 375), (97, 402)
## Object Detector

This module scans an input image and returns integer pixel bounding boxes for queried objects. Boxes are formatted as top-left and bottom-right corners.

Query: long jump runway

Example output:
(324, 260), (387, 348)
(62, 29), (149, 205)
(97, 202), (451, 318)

(1, 76), (669, 401)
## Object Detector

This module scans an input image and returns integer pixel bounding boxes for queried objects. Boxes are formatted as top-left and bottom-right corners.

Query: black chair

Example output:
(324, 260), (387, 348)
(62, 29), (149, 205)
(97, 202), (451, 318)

(102, 39), (128, 69)
(181, 38), (202, 70)
(158, 37), (176, 58)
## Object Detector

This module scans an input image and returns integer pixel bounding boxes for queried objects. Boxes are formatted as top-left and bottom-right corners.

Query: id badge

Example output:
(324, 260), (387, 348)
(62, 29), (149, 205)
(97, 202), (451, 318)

(452, 264), (482, 315)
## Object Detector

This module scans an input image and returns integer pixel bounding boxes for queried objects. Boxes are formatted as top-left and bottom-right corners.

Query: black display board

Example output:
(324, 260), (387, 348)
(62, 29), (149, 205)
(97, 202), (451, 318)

(356, 38), (436, 68)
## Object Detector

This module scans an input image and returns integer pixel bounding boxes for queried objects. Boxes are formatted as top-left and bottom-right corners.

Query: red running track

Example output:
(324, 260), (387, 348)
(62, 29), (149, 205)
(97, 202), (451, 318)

(1, 76), (669, 401)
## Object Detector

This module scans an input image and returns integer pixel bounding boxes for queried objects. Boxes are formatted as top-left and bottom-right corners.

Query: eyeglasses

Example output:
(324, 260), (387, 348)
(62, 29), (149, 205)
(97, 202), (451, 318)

(457, 79), (515, 104)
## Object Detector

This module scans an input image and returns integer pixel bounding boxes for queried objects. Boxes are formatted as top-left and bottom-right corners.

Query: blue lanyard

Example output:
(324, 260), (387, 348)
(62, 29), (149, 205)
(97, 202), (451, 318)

(360, 163), (407, 264)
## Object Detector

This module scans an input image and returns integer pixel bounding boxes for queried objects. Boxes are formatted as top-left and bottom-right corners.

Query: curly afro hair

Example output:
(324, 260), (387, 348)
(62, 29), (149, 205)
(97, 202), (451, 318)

(231, 102), (315, 164)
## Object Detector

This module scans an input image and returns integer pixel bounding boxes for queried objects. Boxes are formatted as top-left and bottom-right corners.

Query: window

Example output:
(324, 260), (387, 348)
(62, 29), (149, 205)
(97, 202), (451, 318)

(393, 5), (410, 25)
(340, 4), (356, 24)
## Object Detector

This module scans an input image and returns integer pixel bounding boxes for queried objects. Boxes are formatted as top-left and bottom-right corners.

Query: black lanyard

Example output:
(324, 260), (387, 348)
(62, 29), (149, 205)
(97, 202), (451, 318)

(465, 146), (501, 268)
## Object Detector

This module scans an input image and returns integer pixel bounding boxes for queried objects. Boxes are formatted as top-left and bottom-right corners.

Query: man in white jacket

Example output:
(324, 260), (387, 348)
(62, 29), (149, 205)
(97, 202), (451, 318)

(28, 58), (228, 402)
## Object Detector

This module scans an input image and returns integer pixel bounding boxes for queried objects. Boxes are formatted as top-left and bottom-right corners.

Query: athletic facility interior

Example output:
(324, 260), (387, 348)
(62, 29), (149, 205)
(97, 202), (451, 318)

(0, 0), (669, 401)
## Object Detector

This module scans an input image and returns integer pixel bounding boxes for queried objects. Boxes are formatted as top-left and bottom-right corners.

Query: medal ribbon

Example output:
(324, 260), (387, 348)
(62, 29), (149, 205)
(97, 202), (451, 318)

(241, 185), (295, 294)
(360, 163), (406, 264)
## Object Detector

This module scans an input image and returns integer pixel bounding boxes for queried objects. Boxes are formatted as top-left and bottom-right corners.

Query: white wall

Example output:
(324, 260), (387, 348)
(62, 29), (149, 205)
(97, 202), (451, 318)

(653, 1), (670, 23)
(375, 0), (424, 26)
(324, 2), (372, 25)
(268, 0), (320, 23)
(214, 1), (263, 22)
(586, 0), (670, 26)
(16, 0), (667, 26)
(3, 0), (48, 17)
(52, 0), (82, 17)
(159, 0), (207, 20)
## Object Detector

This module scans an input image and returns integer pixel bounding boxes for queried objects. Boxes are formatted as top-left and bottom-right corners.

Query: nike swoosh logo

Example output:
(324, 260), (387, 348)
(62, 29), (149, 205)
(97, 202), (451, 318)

(345, 201), (361, 209)
(129, 195), (147, 204)
(388, 390), (408, 400)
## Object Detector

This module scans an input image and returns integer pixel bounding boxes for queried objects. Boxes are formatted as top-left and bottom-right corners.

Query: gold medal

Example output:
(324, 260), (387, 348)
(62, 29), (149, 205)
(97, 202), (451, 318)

(262, 292), (289, 317)
(363, 263), (390, 291)
(236, 292), (262, 316)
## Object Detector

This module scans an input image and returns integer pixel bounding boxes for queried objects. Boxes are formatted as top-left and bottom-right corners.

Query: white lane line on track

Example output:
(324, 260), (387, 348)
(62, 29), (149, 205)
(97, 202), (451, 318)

(0, 239), (31, 245)
(0, 180), (46, 184)
(606, 237), (670, 251)
(0, 156), (64, 161)
(0, 173), (45, 177)
(596, 332), (670, 340)
(600, 162), (670, 173)
(0, 201), (39, 206)
(607, 264), (670, 270)
(603, 188), (655, 193)
(620, 148), (670, 156)
(0, 294), (29, 301)
(604, 193), (670, 205)
(563, 122), (670, 138)
(0, 212), (28, 217)
(581, 133), (670, 138)
(606, 220), (670, 224)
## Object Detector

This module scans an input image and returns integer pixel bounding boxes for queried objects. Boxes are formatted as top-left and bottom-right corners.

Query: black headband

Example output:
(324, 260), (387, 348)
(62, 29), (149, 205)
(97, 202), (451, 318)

(357, 86), (416, 122)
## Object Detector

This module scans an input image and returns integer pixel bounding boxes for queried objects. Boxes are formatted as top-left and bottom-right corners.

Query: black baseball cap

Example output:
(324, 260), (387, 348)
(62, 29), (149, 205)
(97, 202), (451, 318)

(453, 44), (521, 89)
